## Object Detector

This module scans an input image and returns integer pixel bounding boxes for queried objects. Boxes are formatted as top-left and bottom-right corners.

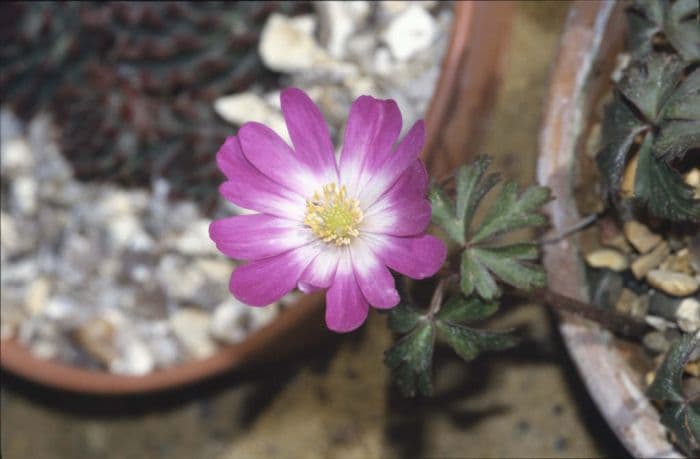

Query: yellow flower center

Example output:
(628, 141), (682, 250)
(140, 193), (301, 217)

(304, 183), (363, 246)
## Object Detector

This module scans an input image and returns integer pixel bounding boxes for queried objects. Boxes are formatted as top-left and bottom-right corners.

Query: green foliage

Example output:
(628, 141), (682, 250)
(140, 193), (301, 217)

(597, 6), (700, 222)
(430, 156), (551, 300)
(627, 0), (700, 62)
(634, 136), (700, 221)
(647, 333), (700, 456)
(385, 294), (515, 397)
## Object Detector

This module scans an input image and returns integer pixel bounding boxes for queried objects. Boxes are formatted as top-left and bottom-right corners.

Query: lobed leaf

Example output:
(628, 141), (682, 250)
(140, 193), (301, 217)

(634, 136), (700, 221)
(387, 300), (425, 334)
(384, 322), (436, 397)
(436, 322), (518, 362)
(455, 156), (502, 236)
(429, 184), (464, 244)
(648, 332), (700, 456)
(470, 183), (551, 244)
(461, 244), (547, 299)
(655, 67), (700, 160)
(436, 295), (499, 324)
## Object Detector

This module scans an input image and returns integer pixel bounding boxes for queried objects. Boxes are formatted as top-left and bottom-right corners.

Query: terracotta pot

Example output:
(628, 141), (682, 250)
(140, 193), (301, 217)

(537, 1), (681, 457)
(0, 2), (515, 395)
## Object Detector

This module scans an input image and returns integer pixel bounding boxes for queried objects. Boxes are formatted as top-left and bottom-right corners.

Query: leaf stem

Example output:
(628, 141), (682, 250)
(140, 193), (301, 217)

(526, 288), (649, 338)
(539, 213), (599, 245)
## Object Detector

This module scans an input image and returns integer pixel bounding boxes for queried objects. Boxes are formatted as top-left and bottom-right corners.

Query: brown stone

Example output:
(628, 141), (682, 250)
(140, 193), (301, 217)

(631, 242), (669, 279)
(585, 248), (628, 271)
(646, 269), (700, 297)
(623, 221), (662, 254)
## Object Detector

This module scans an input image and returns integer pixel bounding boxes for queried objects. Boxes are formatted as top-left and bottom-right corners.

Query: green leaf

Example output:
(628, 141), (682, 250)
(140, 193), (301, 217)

(384, 322), (435, 397)
(436, 295), (499, 323)
(648, 333), (699, 402)
(436, 321), (517, 362)
(634, 135), (700, 221)
(618, 53), (685, 123)
(429, 184), (464, 244)
(648, 333), (700, 456)
(596, 95), (648, 194)
(387, 300), (424, 334)
(656, 67), (700, 160)
(461, 244), (547, 299)
(455, 156), (502, 235)
(470, 182), (551, 244)
(461, 248), (500, 299)
(627, 0), (700, 62)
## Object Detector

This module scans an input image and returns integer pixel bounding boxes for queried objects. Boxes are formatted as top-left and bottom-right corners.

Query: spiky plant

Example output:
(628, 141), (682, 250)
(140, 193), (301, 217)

(0, 1), (310, 207)
(596, 0), (700, 222)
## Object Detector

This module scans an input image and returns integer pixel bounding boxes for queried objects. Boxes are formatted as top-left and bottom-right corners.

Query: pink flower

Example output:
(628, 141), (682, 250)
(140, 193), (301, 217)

(209, 88), (446, 332)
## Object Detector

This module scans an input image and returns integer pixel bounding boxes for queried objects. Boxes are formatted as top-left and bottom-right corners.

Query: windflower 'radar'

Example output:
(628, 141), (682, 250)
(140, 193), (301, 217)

(209, 88), (446, 332)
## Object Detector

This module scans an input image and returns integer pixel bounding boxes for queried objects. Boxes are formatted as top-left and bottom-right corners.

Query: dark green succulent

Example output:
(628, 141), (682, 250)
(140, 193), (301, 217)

(596, 0), (700, 222)
(0, 1), (309, 208)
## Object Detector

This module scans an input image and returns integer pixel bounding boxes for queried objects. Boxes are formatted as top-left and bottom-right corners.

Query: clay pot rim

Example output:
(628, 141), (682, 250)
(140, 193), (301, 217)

(537, 2), (681, 457)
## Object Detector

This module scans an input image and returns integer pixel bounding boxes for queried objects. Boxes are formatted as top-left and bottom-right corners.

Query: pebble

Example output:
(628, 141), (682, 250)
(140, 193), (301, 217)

(382, 5), (437, 61)
(659, 248), (693, 275)
(623, 220), (662, 254)
(676, 297), (700, 333)
(24, 277), (51, 317)
(170, 308), (217, 360)
(74, 317), (119, 367)
(631, 241), (669, 279)
(685, 168), (700, 199)
(315, 2), (370, 59)
(0, 138), (34, 176)
(585, 248), (628, 271)
(213, 92), (290, 143)
(614, 288), (649, 321)
(646, 269), (699, 297)
(11, 176), (38, 215)
(642, 331), (670, 354)
(172, 219), (220, 256)
(258, 13), (328, 73)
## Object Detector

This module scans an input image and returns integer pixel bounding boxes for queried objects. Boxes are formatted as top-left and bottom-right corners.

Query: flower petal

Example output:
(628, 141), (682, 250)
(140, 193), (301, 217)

(325, 256), (369, 332)
(364, 233), (446, 279)
(210, 214), (313, 260)
(300, 246), (341, 290)
(362, 196), (431, 236)
(216, 136), (306, 220)
(357, 120), (426, 207)
(239, 122), (322, 197)
(339, 96), (402, 197)
(351, 241), (399, 309)
(281, 88), (338, 184)
(230, 243), (322, 306)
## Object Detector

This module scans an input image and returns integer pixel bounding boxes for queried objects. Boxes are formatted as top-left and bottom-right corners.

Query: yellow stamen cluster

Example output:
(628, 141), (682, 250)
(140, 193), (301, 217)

(304, 183), (363, 246)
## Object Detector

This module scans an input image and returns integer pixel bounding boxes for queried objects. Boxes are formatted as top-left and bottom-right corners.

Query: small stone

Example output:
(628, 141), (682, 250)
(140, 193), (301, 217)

(645, 315), (677, 331)
(646, 269), (699, 297)
(685, 168), (700, 199)
(214, 92), (290, 143)
(642, 331), (670, 354)
(585, 248), (628, 271)
(615, 288), (643, 318)
(0, 138), (34, 176)
(24, 277), (51, 317)
(170, 308), (217, 360)
(382, 5), (437, 61)
(259, 13), (327, 73)
(11, 176), (38, 215)
(172, 219), (220, 256)
(106, 216), (154, 252)
(620, 153), (638, 198)
(0, 212), (32, 257)
(110, 334), (155, 376)
(210, 300), (251, 344)
(623, 221), (662, 254)
(74, 317), (119, 367)
(0, 302), (25, 341)
(315, 2), (370, 59)
(676, 298), (700, 333)
(631, 241), (669, 279)
(660, 248), (693, 275)
(602, 234), (632, 254)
